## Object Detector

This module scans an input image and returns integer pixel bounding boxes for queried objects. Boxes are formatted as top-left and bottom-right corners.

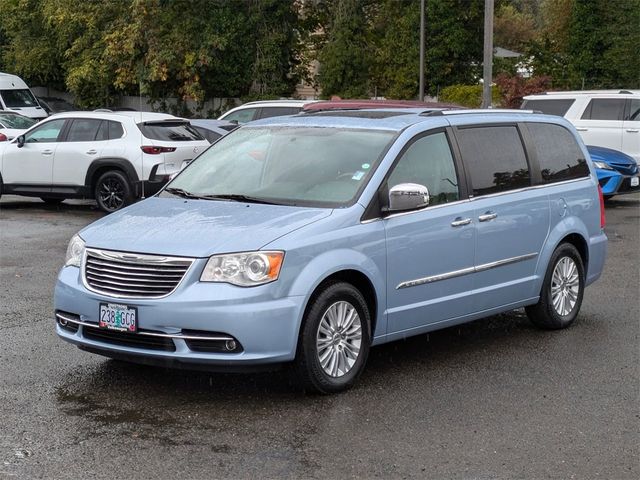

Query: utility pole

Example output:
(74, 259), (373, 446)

(419, 0), (425, 102)
(482, 0), (494, 108)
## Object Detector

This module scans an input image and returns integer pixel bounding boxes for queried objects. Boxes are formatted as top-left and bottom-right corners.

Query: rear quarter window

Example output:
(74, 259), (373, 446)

(521, 99), (575, 116)
(455, 125), (531, 196)
(526, 122), (589, 183)
(580, 98), (626, 120)
(137, 122), (204, 141)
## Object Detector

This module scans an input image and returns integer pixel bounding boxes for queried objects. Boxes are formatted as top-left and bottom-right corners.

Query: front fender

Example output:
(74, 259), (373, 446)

(287, 248), (387, 341)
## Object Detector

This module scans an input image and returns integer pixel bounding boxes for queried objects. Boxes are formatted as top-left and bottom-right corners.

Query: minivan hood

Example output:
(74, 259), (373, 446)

(80, 197), (332, 257)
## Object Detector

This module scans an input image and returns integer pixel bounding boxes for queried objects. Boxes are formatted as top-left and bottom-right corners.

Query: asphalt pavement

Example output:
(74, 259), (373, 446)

(0, 194), (638, 479)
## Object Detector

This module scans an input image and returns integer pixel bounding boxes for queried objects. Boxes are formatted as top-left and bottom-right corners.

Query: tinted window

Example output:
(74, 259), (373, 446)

(194, 126), (222, 143)
(221, 108), (257, 123)
(626, 99), (640, 121)
(66, 119), (102, 142)
(526, 123), (589, 183)
(0, 89), (38, 107)
(387, 132), (459, 206)
(581, 99), (625, 120)
(456, 126), (530, 196)
(521, 99), (575, 116)
(137, 122), (203, 141)
(24, 119), (66, 143)
(257, 106), (301, 119)
(108, 121), (124, 139)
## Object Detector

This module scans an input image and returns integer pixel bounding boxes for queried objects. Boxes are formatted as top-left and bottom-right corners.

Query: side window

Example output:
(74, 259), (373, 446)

(456, 126), (530, 196)
(66, 119), (102, 142)
(257, 107), (301, 119)
(24, 119), (66, 143)
(387, 132), (459, 206)
(194, 126), (222, 143)
(222, 108), (257, 124)
(95, 121), (109, 141)
(521, 99), (575, 116)
(581, 99), (626, 120)
(625, 99), (640, 121)
(526, 123), (589, 183)
(108, 121), (124, 139)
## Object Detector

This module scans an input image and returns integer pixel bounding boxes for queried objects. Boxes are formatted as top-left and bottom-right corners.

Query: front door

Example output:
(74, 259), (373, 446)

(384, 130), (476, 335)
(573, 97), (625, 151)
(1, 118), (67, 186)
(623, 98), (640, 164)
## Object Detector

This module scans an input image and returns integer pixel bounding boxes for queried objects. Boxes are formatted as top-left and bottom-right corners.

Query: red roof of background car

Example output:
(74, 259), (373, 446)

(303, 99), (461, 111)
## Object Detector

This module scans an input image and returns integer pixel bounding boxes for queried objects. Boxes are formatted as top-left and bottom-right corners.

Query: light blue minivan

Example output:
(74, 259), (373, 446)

(55, 109), (607, 393)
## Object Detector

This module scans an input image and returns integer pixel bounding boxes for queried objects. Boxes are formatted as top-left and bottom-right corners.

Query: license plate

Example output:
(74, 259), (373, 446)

(99, 303), (137, 332)
(631, 176), (639, 187)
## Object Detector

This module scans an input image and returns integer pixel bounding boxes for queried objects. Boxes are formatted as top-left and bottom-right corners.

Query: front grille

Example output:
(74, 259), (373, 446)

(609, 162), (638, 176)
(84, 248), (193, 298)
(83, 327), (176, 352)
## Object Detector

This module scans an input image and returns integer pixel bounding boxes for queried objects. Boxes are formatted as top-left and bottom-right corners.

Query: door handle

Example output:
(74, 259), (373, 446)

(478, 212), (498, 222)
(86, 149), (98, 155)
(41, 149), (53, 155)
(576, 128), (588, 131)
(451, 217), (472, 227)
(626, 129), (639, 133)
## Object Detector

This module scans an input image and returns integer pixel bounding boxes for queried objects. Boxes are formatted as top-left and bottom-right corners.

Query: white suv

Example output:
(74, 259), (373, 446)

(0, 111), (210, 212)
(522, 90), (640, 165)
(218, 100), (317, 124)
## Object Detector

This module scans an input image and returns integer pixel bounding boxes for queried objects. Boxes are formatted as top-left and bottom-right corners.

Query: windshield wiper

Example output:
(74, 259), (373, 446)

(200, 194), (284, 205)
(163, 187), (200, 199)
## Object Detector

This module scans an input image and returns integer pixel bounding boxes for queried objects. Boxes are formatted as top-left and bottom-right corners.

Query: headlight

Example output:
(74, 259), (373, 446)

(593, 161), (613, 170)
(64, 234), (86, 267)
(200, 251), (284, 286)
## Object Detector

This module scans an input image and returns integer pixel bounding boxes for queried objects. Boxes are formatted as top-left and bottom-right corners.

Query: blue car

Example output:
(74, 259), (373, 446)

(588, 145), (640, 199)
(55, 109), (607, 393)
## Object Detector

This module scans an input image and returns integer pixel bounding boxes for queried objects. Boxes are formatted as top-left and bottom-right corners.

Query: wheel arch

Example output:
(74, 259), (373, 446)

(85, 158), (139, 196)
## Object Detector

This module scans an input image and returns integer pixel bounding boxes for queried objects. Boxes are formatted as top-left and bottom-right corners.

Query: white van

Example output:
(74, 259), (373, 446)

(0, 72), (48, 120)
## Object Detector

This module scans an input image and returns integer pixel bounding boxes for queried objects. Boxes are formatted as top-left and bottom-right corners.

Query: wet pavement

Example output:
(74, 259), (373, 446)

(1, 194), (638, 479)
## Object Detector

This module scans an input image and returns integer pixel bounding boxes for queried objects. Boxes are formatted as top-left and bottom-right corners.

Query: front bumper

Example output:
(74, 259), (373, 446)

(54, 265), (306, 368)
(597, 170), (640, 196)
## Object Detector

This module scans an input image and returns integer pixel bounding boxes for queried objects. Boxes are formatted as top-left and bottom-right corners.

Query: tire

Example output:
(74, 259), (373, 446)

(94, 170), (132, 213)
(525, 243), (585, 330)
(294, 281), (371, 394)
(41, 197), (64, 205)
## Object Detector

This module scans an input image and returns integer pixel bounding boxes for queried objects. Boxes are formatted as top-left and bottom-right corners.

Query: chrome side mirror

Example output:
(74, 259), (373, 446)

(387, 183), (430, 213)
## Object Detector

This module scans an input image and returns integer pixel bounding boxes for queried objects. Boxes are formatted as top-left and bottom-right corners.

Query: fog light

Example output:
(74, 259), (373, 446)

(58, 318), (68, 327)
(225, 340), (237, 351)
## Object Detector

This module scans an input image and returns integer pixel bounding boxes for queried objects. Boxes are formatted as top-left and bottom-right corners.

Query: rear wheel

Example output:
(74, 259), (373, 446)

(94, 170), (132, 213)
(526, 243), (585, 330)
(294, 282), (371, 394)
(40, 197), (64, 205)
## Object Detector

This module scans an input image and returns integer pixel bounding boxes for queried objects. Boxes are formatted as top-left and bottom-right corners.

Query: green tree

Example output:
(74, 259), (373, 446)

(316, 0), (373, 98)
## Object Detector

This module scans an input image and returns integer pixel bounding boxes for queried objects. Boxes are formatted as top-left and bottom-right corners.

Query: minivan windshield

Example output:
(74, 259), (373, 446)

(0, 89), (39, 108)
(163, 126), (395, 207)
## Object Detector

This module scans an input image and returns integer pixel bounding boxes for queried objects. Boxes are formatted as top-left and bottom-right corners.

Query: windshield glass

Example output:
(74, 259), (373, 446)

(0, 113), (37, 129)
(0, 89), (39, 108)
(163, 126), (395, 207)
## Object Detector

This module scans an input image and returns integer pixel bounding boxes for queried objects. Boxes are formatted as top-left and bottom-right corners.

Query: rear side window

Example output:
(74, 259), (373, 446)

(581, 99), (626, 120)
(625, 99), (640, 121)
(221, 108), (258, 123)
(137, 122), (204, 141)
(96, 120), (125, 140)
(526, 123), (589, 183)
(456, 126), (530, 196)
(256, 107), (301, 120)
(66, 119), (102, 142)
(193, 126), (222, 143)
(521, 99), (575, 116)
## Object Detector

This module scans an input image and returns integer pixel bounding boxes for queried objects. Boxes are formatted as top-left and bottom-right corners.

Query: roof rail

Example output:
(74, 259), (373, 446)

(542, 90), (639, 95)
(420, 108), (537, 117)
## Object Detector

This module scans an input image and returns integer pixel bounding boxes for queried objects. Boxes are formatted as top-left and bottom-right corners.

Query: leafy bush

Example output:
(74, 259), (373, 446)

(494, 74), (551, 108)
(439, 84), (500, 108)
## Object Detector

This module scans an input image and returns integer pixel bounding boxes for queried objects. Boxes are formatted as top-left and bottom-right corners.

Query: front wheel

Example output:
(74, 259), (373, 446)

(94, 170), (132, 213)
(526, 243), (585, 330)
(294, 282), (371, 394)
